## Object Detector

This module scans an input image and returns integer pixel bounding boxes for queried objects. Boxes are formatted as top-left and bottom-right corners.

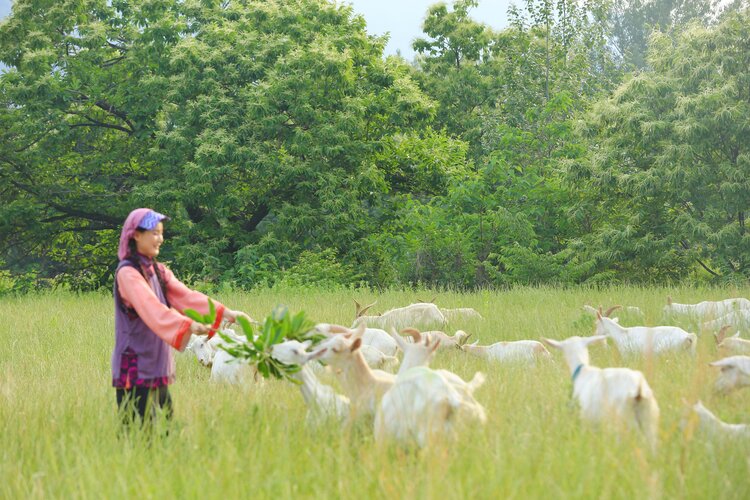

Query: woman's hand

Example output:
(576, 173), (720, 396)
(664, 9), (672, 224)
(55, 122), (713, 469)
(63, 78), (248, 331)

(189, 320), (210, 335)
(224, 309), (255, 325)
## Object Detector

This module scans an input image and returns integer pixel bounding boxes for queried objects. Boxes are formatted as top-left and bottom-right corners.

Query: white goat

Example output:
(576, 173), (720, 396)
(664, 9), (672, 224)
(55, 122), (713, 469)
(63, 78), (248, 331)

(187, 329), (245, 367)
(595, 313), (696, 356)
(270, 340), (350, 424)
(312, 323), (399, 357)
(702, 309), (750, 332)
(663, 296), (750, 320)
(352, 300), (446, 331)
(187, 334), (212, 366)
(690, 400), (750, 438)
(709, 355), (750, 394)
(360, 344), (400, 371)
(414, 297), (483, 322)
(375, 329), (487, 448)
(460, 339), (551, 364)
(375, 365), (487, 448)
(543, 335), (660, 450)
(209, 332), (256, 384)
(389, 328), (486, 402)
(389, 328), (442, 373)
(440, 308), (484, 322)
(311, 324), (396, 420)
(420, 329), (472, 349)
(583, 305), (623, 318)
(714, 326), (750, 355)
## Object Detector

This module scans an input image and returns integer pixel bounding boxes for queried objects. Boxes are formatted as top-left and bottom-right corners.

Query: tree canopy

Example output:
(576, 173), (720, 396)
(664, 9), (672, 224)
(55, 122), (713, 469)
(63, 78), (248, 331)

(0, 0), (748, 292)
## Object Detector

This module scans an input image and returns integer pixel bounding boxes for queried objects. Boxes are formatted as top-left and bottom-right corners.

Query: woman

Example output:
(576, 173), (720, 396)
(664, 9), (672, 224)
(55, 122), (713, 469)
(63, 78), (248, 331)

(112, 208), (251, 429)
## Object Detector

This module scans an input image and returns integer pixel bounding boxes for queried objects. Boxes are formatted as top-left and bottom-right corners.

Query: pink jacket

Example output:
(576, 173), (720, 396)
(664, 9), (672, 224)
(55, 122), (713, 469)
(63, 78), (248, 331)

(117, 264), (225, 350)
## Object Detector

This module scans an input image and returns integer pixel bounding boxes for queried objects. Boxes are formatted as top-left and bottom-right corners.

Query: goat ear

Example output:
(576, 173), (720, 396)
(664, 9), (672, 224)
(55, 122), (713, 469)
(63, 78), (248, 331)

(350, 338), (362, 352)
(389, 328), (408, 351)
(541, 338), (561, 349)
(401, 327), (422, 343)
(308, 348), (327, 361)
(352, 322), (366, 339)
(430, 339), (441, 354)
(585, 335), (607, 346)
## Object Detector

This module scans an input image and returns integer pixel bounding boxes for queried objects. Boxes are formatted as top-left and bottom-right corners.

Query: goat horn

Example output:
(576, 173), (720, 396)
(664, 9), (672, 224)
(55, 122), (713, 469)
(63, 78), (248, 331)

(401, 327), (421, 343)
(604, 305), (622, 317)
(356, 301), (377, 318)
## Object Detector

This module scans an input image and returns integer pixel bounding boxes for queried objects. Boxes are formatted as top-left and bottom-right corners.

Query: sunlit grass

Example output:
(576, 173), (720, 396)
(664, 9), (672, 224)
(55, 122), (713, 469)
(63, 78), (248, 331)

(1, 286), (749, 498)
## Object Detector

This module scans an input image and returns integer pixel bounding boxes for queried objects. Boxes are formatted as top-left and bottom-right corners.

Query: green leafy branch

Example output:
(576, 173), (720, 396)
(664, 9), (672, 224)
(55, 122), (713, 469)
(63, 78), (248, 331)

(183, 298), (217, 329)
(184, 301), (325, 382)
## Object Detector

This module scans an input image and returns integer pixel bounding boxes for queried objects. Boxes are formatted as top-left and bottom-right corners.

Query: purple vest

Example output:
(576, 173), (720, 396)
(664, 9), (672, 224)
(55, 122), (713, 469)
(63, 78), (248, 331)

(111, 260), (175, 380)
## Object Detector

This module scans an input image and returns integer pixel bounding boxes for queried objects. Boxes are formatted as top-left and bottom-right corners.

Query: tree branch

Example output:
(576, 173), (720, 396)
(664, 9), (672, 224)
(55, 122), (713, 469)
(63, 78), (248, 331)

(679, 240), (720, 277)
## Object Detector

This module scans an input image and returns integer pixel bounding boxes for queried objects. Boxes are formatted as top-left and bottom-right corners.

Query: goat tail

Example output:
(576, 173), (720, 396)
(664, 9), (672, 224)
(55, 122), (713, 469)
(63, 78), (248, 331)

(467, 372), (486, 393)
(686, 333), (698, 355)
(435, 393), (463, 423)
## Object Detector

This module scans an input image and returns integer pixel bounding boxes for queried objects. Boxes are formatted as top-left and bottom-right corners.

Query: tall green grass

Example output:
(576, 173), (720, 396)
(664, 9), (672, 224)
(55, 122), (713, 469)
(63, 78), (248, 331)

(1, 286), (749, 498)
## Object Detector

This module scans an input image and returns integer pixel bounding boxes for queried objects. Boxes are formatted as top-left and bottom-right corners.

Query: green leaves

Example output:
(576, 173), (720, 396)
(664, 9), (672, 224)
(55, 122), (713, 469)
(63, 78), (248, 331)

(578, 10), (750, 281)
(183, 298), (217, 325)
(205, 302), (323, 383)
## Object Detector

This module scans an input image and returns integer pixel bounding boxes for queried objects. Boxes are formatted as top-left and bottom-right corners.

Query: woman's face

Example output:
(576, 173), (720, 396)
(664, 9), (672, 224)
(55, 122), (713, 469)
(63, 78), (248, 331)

(133, 222), (164, 258)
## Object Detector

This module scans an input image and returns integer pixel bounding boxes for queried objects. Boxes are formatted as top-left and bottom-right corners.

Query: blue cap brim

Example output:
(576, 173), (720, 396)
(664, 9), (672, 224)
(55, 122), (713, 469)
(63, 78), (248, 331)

(138, 210), (169, 230)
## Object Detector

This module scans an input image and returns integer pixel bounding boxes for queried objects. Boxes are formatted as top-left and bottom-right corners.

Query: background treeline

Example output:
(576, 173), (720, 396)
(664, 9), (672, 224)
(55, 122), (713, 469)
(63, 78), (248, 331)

(1, 0), (748, 293)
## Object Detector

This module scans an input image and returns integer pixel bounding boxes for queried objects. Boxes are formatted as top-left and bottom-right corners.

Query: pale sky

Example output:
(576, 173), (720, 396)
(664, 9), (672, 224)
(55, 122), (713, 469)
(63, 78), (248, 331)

(346, 0), (512, 58)
(0, 0), (512, 60)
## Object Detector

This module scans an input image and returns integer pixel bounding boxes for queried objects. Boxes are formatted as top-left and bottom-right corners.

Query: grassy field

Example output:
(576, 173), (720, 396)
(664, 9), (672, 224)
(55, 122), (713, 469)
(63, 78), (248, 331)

(2, 286), (749, 499)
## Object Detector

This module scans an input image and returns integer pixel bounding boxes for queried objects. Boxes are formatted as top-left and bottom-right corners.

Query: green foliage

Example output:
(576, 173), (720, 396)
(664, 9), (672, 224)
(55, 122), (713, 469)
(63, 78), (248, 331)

(218, 305), (322, 382)
(183, 298), (217, 326)
(575, 11), (750, 281)
(274, 249), (364, 290)
(0, 0), (745, 290)
(608, 0), (716, 69)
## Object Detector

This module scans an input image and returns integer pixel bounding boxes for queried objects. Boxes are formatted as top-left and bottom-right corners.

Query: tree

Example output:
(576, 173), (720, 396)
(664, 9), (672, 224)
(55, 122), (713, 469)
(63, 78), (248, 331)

(608, 0), (715, 69)
(0, 0), (183, 287)
(149, 0), (435, 286)
(0, 0), (437, 289)
(411, 0), (505, 158)
(574, 11), (750, 281)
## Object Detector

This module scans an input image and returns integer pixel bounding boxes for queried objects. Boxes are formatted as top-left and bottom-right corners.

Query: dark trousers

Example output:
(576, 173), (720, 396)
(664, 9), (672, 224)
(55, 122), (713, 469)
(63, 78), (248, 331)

(116, 386), (173, 430)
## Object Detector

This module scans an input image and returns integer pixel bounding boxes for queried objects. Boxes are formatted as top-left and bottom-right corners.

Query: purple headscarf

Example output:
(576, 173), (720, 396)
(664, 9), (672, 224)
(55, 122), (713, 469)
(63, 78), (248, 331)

(117, 208), (169, 260)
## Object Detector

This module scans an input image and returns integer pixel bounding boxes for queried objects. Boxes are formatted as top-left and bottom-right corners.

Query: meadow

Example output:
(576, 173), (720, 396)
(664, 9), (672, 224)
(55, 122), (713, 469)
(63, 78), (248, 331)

(1, 286), (749, 499)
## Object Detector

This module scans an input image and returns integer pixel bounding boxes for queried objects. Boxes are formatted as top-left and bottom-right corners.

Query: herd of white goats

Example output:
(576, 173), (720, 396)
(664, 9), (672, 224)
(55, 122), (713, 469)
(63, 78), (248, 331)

(183, 298), (750, 449)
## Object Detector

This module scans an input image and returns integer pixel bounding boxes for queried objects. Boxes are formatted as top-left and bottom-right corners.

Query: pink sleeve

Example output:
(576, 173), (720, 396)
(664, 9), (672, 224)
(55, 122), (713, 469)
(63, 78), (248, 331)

(161, 265), (226, 326)
(117, 267), (193, 350)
